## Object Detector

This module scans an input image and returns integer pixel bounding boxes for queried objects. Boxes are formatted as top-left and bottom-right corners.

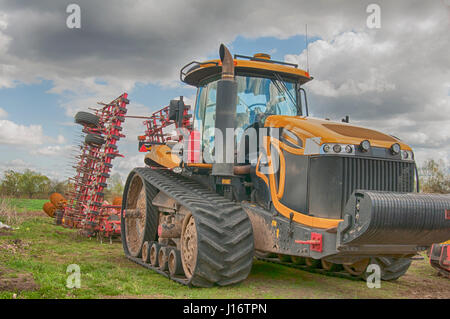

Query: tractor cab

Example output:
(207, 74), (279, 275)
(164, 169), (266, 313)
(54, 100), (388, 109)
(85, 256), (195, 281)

(180, 53), (312, 164)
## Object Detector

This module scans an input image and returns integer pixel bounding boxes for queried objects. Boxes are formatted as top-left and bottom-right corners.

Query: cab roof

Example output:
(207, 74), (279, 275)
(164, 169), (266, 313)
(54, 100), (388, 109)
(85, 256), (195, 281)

(180, 54), (312, 87)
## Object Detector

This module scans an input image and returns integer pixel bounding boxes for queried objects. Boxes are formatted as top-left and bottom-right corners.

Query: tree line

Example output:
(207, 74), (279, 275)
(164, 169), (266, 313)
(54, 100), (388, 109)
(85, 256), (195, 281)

(0, 169), (124, 200)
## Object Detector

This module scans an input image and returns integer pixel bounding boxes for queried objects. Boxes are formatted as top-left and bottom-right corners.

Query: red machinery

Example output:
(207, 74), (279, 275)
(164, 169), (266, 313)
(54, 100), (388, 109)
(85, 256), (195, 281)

(59, 93), (129, 240)
(430, 242), (450, 278)
(137, 96), (196, 163)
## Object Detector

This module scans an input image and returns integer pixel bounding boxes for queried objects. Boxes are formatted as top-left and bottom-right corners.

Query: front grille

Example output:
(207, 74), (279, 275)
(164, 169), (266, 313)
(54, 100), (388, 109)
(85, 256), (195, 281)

(341, 157), (415, 210)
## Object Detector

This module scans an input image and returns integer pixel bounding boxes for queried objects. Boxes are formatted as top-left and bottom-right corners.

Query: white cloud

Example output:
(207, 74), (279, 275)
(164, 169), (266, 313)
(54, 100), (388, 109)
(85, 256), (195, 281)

(284, 7), (450, 166)
(30, 144), (72, 156)
(0, 107), (7, 118)
(0, 119), (44, 145)
(0, 0), (449, 178)
(112, 154), (144, 180)
(0, 159), (38, 176)
(56, 134), (66, 144)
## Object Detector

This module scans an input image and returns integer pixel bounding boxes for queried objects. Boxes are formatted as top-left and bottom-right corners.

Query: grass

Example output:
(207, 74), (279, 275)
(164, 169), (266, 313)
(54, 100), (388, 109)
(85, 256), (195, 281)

(0, 201), (449, 299)
(3, 198), (48, 213)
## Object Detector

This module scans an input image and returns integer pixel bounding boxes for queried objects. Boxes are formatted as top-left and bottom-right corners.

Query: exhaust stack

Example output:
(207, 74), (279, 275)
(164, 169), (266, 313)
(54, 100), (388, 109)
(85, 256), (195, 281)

(212, 44), (237, 176)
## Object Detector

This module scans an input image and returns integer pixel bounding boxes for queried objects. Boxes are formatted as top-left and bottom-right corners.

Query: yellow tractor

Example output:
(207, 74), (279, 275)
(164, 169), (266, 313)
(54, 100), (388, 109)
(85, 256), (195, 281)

(121, 44), (450, 287)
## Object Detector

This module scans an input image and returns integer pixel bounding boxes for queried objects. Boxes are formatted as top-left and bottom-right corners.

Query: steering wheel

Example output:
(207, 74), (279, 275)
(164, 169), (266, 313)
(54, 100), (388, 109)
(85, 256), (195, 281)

(248, 103), (267, 110)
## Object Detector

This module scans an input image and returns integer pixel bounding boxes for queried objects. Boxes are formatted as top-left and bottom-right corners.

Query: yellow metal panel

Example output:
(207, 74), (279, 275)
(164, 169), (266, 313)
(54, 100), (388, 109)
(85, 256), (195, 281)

(145, 145), (180, 169)
(265, 116), (413, 151)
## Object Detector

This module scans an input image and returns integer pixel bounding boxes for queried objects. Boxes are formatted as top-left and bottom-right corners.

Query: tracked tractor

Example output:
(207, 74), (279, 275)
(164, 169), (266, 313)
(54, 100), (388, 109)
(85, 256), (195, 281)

(121, 44), (450, 287)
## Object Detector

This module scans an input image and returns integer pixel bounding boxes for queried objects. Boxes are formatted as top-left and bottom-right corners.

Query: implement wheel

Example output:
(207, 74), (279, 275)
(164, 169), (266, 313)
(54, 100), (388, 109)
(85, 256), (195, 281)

(75, 111), (100, 128)
(85, 134), (105, 146)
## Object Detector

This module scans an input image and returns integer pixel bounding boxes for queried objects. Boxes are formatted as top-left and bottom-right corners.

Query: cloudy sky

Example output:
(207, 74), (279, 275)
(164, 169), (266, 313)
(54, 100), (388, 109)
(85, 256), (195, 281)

(0, 0), (449, 182)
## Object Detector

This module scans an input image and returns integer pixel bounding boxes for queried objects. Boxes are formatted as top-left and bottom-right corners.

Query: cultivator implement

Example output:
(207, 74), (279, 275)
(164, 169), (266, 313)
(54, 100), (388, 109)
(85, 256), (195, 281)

(43, 93), (129, 240)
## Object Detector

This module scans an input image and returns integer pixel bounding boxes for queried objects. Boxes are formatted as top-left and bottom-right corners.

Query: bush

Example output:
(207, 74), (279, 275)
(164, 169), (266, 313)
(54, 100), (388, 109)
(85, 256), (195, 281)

(420, 159), (450, 194)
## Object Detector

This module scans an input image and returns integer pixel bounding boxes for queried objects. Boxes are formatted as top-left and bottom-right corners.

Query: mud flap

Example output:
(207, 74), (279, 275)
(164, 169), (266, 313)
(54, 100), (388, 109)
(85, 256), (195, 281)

(337, 191), (450, 254)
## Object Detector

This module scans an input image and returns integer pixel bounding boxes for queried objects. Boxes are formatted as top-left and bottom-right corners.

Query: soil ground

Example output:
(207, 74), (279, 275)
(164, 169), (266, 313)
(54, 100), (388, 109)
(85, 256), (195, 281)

(0, 201), (449, 299)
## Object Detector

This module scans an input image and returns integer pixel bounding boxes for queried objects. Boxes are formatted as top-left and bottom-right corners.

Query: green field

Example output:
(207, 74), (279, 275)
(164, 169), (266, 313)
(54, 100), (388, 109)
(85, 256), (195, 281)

(0, 201), (449, 299)
(2, 198), (48, 213)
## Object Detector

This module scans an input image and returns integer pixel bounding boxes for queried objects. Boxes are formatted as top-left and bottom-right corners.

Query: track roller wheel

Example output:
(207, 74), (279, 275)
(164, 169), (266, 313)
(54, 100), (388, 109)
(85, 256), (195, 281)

(254, 250), (276, 258)
(158, 247), (168, 271)
(343, 258), (370, 276)
(291, 256), (306, 265)
(168, 249), (184, 276)
(142, 241), (150, 263)
(150, 242), (160, 267)
(305, 258), (321, 268)
(321, 259), (341, 271)
(278, 254), (292, 263)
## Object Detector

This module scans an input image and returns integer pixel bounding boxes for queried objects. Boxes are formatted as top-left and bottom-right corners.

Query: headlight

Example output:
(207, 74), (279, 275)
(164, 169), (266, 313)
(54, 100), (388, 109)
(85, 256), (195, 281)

(360, 140), (370, 152)
(401, 150), (414, 160)
(333, 144), (342, 153)
(321, 143), (354, 155)
(390, 143), (401, 155)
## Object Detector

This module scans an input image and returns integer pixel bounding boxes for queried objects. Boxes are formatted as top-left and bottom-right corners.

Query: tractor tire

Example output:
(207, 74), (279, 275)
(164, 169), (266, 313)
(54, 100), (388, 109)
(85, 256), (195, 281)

(74, 111), (100, 128)
(369, 257), (412, 281)
(85, 134), (105, 146)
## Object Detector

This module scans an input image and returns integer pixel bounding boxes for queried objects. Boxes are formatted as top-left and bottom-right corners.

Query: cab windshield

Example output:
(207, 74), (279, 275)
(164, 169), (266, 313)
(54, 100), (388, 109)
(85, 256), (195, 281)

(194, 75), (299, 156)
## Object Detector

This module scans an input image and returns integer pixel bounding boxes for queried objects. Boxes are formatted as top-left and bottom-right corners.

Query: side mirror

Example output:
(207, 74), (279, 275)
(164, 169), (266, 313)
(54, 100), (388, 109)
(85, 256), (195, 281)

(168, 96), (186, 127)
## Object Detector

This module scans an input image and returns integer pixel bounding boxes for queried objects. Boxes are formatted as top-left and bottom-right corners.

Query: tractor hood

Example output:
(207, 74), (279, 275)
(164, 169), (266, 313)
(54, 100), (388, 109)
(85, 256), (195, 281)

(265, 115), (412, 151)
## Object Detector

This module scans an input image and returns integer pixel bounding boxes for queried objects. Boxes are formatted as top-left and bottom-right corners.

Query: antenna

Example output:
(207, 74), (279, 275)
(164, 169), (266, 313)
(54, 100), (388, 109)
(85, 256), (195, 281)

(305, 24), (310, 74)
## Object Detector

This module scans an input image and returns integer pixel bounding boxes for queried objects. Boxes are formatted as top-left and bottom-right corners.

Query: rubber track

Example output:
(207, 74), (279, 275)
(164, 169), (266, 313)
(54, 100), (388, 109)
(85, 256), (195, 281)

(122, 167), (254, 287)
(256, 256), (412, 281)
(256, 257), (362, 281)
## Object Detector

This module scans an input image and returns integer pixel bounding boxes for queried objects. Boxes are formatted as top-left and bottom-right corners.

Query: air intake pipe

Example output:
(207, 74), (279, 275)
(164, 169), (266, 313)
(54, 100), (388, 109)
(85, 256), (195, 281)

(212, 44), (238, 176)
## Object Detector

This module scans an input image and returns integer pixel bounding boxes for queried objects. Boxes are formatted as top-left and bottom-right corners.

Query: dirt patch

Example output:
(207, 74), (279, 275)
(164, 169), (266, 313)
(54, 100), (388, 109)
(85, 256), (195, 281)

(0, 267), (39, 292)
(26, 211), (48, 218)
(0, 239), (30, 254)
(389, 270), (450, 299)
(0, 229), (13, 237)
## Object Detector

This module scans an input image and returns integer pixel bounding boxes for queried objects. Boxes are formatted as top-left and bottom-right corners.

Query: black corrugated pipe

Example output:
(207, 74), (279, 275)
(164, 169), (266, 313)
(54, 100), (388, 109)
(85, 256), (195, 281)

(212, 44), (238, 176)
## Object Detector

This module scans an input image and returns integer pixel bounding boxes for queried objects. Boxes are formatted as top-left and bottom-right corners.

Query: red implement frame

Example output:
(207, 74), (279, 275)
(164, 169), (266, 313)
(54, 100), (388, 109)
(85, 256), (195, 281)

(63, 93), (129, 240)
